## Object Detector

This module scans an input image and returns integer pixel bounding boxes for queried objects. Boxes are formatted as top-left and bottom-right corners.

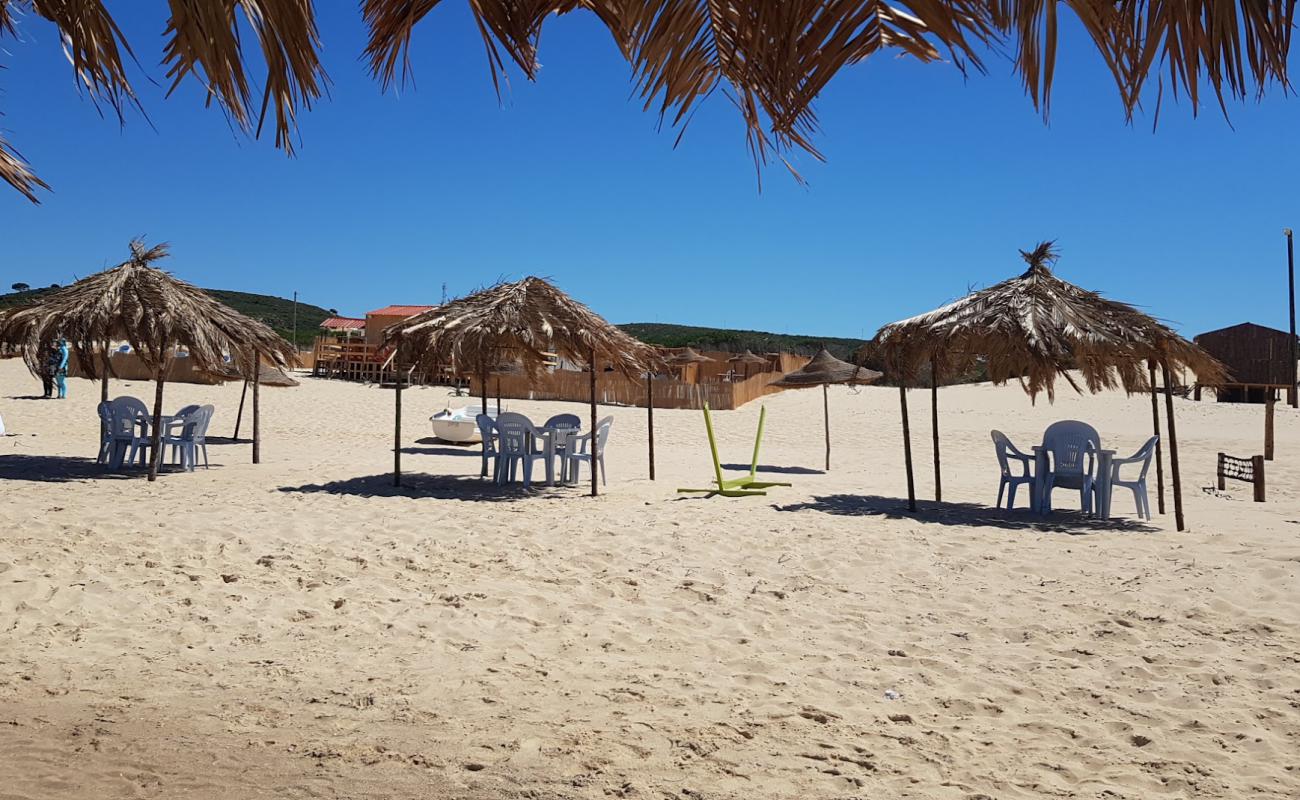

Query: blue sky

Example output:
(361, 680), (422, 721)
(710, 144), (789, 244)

(1, 4), (1295, 339)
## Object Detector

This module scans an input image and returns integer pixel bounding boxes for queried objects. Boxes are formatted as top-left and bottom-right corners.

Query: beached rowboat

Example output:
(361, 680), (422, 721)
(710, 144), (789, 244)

(430, 407), (490, 443)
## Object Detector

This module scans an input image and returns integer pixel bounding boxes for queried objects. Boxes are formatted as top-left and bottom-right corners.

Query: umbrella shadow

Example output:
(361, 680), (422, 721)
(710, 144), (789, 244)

(5, 395), (53, 401)
(278, 473), (576, 502)
(0, 455), (149, 482)
(771, 494), (1159, 534)
(401, 446), (481, 457)
(722, 463), (825, 475)
(204, 436), (252, 445)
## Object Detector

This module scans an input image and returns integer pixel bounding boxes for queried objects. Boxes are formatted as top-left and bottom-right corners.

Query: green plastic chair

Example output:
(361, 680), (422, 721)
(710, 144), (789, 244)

(677, 403), (791, 497)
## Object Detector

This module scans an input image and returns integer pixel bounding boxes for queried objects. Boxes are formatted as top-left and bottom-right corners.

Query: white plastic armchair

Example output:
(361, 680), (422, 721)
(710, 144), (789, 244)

(494, 412), (554, 487)
(1108, 436), (1159, 520)
(476, 414), (499, 479)
(564, 416), (613, 486)
(990, 430), (1036, 510)
(1037, 420), (1101, 514)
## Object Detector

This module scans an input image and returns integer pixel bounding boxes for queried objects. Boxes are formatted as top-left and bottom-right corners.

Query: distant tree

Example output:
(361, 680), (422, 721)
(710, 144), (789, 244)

(48, 283), (59, 289)
(10, 282), (29, 292)
(328, 308), (339, 316)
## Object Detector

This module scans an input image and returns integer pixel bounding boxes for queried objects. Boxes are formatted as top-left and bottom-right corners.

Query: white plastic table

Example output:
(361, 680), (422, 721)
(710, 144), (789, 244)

(1031, 446), (1116, 517)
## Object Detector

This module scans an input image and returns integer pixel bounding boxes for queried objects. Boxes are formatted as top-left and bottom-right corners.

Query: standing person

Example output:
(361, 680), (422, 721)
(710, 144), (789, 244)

(41, 342), (57, 398)
(54, 338), (69, 399)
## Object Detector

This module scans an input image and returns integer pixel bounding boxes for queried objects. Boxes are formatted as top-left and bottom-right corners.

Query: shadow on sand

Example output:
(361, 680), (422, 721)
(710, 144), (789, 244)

(0, 455), (153, 482)
(772, 494), (1159, 534)
(204, 436), (252, 445)
(721, 463), (825, 475)
(279, 473), (577, 502)
(401, 446), (480, 458)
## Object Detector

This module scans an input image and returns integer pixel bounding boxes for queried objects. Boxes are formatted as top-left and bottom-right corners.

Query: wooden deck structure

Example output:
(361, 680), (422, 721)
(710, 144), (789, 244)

(1193, 322), (1299, 404)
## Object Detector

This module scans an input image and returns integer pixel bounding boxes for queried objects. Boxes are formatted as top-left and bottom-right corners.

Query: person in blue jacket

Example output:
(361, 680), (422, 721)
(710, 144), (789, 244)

(54, 338), (69, 399)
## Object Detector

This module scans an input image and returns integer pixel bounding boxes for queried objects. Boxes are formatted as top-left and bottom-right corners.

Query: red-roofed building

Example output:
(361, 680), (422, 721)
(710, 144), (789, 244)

(320, 316), (366, 333)
(365, 304), (436, 346)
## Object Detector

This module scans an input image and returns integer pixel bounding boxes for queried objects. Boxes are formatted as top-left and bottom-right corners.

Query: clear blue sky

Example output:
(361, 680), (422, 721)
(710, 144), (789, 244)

(1, 4), (1295, 339)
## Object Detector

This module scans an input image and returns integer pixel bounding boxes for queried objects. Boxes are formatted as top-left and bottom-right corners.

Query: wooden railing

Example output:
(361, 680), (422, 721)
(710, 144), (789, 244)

(311, 335), (426, 384)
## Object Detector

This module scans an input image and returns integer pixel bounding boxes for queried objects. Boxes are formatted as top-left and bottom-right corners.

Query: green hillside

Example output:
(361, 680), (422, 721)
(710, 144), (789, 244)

(618, 322), (869, 361)
(1, 287), (333, 350)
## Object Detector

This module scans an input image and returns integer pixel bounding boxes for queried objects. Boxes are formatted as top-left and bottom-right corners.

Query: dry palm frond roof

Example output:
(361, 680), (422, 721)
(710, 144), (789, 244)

(870, 242), (1226, 399)
(385, 276), (655, 379)
(772, 348), (882, 387)
(3, 0), (1295, 200)
(0, 240), (297, 380)
(727, 350), (770, 365)
(664, 347), (715, 365)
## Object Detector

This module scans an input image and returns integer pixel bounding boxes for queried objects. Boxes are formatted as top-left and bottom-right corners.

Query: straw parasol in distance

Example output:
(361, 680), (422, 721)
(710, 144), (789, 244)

(383, 277), (656, 496)
(4, 2), (1295, 203)
(869, 242), (1224, 530)
(771, 349), (881, 471)
(727, 350), (769, 381)
(0, 240), (296, 480)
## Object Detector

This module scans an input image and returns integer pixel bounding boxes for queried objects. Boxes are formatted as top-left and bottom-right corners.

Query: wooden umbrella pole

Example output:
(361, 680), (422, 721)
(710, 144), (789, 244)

(1161, 362), (1185, 531)
(647, 373), (656, 480)
(480, 362), (488, 416)
(147, 366), (167, 482)
(823, 383), (831, 471)
(899, 384), (916, 512)
(252, 356), (261, 464)
(1148, 361), (1165, 514)
(930, 360), (941, 502)
(393, 358), (403, 487)
(496, 376), (501, 415)
(590, 349), (599, 497)
(233, 379), (249, 440)
(100, 340), (110, 404)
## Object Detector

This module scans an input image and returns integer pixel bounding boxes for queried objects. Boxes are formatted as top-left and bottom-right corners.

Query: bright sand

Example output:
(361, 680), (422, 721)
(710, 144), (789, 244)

(1, 357), (1297, 799)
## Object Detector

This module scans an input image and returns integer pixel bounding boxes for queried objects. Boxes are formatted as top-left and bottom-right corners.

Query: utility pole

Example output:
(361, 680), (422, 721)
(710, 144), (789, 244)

(1287, 229), (1297, 408)
(291, 290), (299, 359)
(441, 282), (448, 305)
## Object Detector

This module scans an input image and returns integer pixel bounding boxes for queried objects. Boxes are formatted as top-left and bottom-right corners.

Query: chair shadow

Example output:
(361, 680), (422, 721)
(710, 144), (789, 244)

(721, 463), (826, 475)
(771, 494), (1159, 534)
(0, 455), (149, 482)
(278, 473), (576, 502)
(204, 436), (252, 445)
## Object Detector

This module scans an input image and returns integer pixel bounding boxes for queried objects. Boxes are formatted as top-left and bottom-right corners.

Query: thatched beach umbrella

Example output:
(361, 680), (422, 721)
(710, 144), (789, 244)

(0, 240), (295, 480)
(385, 277), (654, 496)
(870, 242), (1224, 529)
(727, 350), (769, 380)
(771, 349), (881, 471)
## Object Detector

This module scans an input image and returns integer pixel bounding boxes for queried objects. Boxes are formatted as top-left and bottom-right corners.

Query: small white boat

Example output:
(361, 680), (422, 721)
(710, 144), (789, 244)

(430, 406), (489, 443)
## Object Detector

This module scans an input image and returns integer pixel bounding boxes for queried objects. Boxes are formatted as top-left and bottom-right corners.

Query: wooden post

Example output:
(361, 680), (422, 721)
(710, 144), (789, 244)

(1161, 363), (1184, 531)
(147, 367), (167, 482)
(590, 349), (599, 497)
(647, 373), (656, 481)
(823, 383), (831, 472)
(1148, 361), (1166, 514)
(930, 360), (941, 502)
(252, 356), (261, 464)
(1265, 393), (1275, 460)
(1252, 455), (1266, 502)
(479, 363), (488, 417)
(899, 384), (916, 512)
(1216, 453), (1226, 490)
(1287, 228), (1297, 408)
(233, 379), (248, 439)
(495, 375), (501, 415)
(100, 340), (111, 404)
(393, 358), (403, 487)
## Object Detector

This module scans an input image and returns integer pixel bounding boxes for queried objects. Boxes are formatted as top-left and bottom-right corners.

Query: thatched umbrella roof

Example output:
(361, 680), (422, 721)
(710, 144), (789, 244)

(664, 347), (715, 365)
(727, 350), (769, 366)
(771, 349), (882, 388)
(0, 240), (296, 378)
(385, 276), (654, 378)
(5, 2), (1294, 201)
(871, 242), (1225, 399)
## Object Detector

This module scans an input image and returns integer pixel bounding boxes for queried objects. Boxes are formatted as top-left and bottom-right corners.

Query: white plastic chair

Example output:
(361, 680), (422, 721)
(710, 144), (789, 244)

(494, 412), (553, 487)
(1038, 420), (1100, 513)
(96, 402), (114, 463)
(543, 413), (581, 471)
(990, 430), (1036, 510)
(1107, 435), (1159, 520)
(564, 416), (613, 486)
(106, 396), (152, 469)
(165, 405), (214, 471)
(476, 414), (499, 479)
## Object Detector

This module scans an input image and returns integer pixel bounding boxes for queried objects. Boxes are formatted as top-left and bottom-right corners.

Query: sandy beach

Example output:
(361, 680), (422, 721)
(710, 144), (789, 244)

(1, 356), (1298, 799)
